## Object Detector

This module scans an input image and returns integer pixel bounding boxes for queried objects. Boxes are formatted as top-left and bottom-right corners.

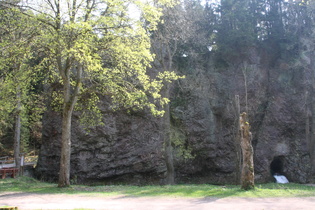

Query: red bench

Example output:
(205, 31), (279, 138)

(0, 168), (19, 179)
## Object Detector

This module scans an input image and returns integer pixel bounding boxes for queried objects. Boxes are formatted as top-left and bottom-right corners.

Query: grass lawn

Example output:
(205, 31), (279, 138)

(0, 176), (315, 198)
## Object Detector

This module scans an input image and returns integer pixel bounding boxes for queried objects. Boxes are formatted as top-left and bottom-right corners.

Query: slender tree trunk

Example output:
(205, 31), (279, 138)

(58, 106), (72, 187)
(13, 61), (22, 173)
(158, 44), (175, 185)
(234, 95), (241, 184)
(305, 91), (311, 168)
(242, 63), (249, 114)
(165, 137), (175, 184)
(14, 86), (21, 172)
(240, 112), (254, 190)
(310, 51), (315, 177)
(58, 65), (82, 187)
(163, 83), (175, 185)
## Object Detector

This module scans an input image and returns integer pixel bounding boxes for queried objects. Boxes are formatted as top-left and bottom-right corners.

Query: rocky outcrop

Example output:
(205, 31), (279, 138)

(36, 46), (313, 184)
(36, 108), (166, 184)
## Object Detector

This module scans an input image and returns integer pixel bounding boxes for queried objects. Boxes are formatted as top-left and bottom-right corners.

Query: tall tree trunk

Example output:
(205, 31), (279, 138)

(58, 105), (72, 187)
(240, 112), (255, 190)
(58, 65), (82, 187)
(310, 50), (315, 177)
(305, 90), (311, 174)
(14, 86), (21, 172)
(163, 83), (175, 185)
(159, 44), (175, 185)
(242, 63), (249, 114)
(234, 95), (241, 184)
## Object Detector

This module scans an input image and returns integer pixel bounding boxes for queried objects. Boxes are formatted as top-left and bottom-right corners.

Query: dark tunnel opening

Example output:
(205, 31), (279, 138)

(270, 156), (284, 175)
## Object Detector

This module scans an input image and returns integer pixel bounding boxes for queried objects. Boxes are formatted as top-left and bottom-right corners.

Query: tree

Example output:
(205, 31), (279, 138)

(215, 0), (257, 64)
(14, 0), (178, 187)
(0, 4), (40, 170)
(151, 2), (183, 185)
(151, 0), (208, 184)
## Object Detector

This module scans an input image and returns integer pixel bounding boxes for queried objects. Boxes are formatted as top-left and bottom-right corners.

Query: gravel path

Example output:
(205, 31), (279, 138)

(1, 192), (315, 210)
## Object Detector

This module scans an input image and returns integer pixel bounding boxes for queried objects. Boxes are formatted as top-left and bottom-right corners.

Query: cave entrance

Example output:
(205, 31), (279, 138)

(270, 156), (284, 175)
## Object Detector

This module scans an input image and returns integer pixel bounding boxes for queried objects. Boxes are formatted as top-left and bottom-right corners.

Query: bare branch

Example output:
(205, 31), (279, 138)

(44, 0), (57, 14)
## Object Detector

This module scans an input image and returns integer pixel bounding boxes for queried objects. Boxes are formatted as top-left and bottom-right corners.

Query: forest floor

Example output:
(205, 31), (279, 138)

(1, 192), (315, 210)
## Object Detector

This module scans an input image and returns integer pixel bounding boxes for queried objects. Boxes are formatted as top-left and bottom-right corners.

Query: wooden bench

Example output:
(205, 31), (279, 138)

(0, 156), (19, 179)
(0, 168), (19, 179)
(0, 155), (36, 178)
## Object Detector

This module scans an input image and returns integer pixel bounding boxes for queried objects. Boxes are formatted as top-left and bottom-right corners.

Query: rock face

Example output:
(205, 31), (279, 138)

(36, 46), (313, 184)
(36, 108), (166, 184)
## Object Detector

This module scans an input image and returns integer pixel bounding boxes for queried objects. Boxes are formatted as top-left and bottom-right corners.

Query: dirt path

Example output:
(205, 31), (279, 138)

(1, 192), (315, 210)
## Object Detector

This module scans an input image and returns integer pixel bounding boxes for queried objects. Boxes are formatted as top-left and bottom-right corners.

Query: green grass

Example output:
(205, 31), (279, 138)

(0, 176), (315, 198)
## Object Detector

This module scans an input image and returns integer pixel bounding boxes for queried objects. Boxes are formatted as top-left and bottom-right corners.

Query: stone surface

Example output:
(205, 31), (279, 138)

(36, 46), (313, 184)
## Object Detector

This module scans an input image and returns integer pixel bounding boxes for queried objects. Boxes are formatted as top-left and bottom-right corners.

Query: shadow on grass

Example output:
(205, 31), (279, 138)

(1, 177), (315, 198)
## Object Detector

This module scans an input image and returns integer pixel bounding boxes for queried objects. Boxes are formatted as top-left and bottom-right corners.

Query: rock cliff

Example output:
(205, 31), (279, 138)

(36, 46), (313, 184)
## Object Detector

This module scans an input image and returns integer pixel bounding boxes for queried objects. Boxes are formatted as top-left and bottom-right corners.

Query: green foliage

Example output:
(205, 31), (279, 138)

(214, 0), (257, 64)
(212, 0), (308, 65)
(0, 7), (44, 153)
(76, 92), (104, 129)
(170, 125), (194, 160)
(29, 0), (182, 126)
